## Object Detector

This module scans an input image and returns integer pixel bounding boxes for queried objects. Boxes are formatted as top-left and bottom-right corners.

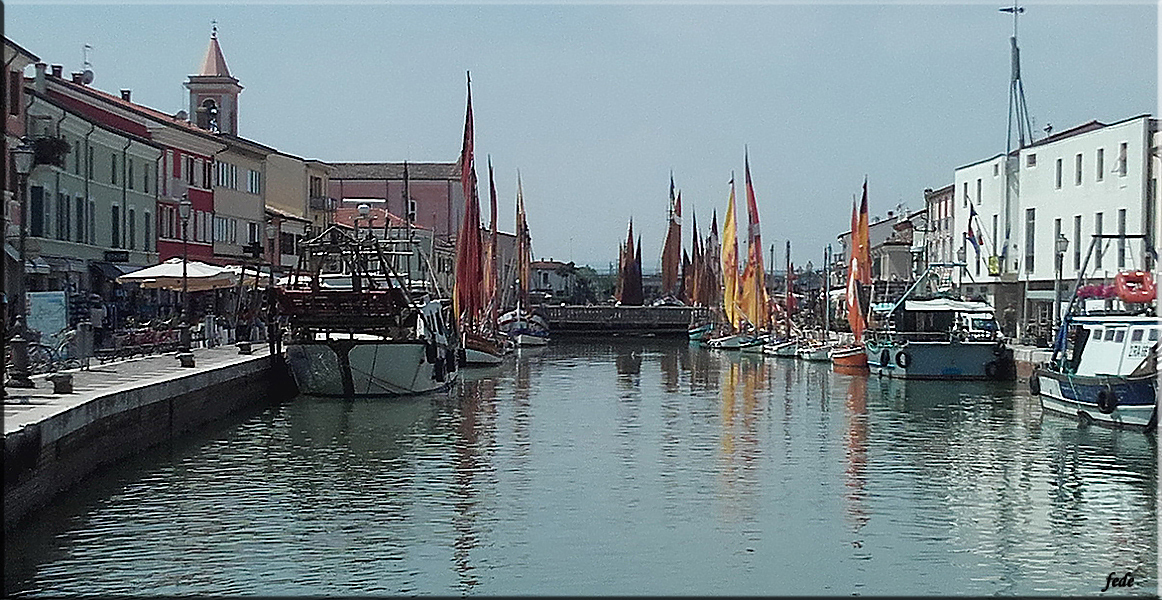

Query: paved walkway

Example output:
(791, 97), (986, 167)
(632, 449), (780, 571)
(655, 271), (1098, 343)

(4, 344), (272, 436)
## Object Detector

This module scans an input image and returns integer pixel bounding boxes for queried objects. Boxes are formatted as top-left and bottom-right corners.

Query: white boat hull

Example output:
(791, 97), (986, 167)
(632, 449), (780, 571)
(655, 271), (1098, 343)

(463, 346), (504, 365)
(286, 340), (457, 397)
(514, 333), (548, 347)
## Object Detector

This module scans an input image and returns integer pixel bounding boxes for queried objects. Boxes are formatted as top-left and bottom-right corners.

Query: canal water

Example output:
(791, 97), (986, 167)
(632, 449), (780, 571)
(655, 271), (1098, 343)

(5, 338), (1157, 596)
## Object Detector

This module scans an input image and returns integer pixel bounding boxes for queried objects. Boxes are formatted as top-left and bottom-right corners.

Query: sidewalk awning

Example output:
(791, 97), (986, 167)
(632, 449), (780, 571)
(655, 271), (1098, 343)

(91, 261), (143, 280)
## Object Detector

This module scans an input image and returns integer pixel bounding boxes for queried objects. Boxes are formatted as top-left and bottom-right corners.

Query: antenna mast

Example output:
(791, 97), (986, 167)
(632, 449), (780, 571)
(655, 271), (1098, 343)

(998, 1), (1033, 274)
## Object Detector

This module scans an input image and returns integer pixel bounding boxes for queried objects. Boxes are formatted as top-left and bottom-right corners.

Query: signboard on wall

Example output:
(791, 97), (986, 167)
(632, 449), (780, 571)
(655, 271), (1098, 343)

(27, 290), (68, 347)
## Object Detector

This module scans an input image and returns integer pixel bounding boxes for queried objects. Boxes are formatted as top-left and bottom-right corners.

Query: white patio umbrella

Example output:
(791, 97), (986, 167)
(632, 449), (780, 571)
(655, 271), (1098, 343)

(223, 264), (273, 289)
(116, 257), (238, 292)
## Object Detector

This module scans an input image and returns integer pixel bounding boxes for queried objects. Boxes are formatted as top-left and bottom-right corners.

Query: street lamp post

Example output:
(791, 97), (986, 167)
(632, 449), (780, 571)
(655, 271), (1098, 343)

(8, 140), (36, 388)
(179, 195), (192, 352)
(1054, 233), (1070, 330)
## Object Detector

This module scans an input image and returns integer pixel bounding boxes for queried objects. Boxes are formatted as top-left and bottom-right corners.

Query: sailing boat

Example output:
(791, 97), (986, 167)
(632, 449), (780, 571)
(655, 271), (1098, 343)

(705, 171), (760, 350)
(498, 173), (550, 346)
(737, 152), (771, 354)
(830, 179), (871, 371)
(454, 76), (506, 366)
(657, 175), (683, 305)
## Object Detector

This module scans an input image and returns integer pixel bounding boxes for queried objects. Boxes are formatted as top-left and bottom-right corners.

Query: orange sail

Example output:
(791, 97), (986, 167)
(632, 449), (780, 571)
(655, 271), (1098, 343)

(660, 176), (682, 299)
(845, 180), (871, 342)
(721, 177), (740, 330)
(515, 172), (532, 308)
(454, 75), (484, 330)
(738, 152), (768, 331)
(484, 157), (499, 330)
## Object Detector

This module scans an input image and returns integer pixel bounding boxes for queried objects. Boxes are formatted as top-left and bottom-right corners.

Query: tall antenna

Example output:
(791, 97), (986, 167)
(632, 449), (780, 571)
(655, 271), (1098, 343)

(1001, 1), (1033, 151)
(998, 1), (1033, 273)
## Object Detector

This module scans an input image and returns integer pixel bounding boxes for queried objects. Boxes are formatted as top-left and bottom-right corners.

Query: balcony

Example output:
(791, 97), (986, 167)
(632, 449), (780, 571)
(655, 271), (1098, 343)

(309, 196), (335, 212)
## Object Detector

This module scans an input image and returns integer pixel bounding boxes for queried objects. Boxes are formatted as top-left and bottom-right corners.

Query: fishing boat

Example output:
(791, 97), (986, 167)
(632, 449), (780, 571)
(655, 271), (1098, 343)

(499, 172), (550, 347)
(762, 337), (798, 357)
(831, 180), (871, 372)
(1032, 234), (1159, 429)
(796, 340), (835, 362)
(688, 321), (714, 342)
(277, 225), (458, 397)
(705, 332), (761, 350)
(863, 294), (1010, 380)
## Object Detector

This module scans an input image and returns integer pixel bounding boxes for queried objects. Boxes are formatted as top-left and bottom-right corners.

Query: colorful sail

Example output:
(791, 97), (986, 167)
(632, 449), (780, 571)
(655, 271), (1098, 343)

(738, 151), (768, 331)
(515, 172), (532, 309)
(485, 157), (499, 329)
(845, 180), (871, 342)
(660, 176), (682, 299)
(721, 177), (740, 330)
(688, 209), (701, 306)
(705, 210), (721, 310)
(454, 75), (484, 330)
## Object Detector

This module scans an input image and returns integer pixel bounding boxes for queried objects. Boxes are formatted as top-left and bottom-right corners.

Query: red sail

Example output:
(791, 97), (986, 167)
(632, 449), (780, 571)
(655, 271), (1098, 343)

(454, 75), (484, 329)
(660, 180), (682, 299)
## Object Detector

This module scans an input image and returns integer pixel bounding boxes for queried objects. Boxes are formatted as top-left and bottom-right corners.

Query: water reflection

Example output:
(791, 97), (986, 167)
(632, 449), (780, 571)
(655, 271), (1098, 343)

(3, 338), (1156, 597)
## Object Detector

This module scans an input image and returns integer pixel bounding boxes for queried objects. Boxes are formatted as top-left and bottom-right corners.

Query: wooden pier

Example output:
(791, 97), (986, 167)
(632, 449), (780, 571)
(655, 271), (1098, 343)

(542, 305), (711, 335)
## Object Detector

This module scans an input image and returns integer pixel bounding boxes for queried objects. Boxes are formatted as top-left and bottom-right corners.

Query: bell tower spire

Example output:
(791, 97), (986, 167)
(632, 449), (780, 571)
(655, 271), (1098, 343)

(184, 22), (243, 135)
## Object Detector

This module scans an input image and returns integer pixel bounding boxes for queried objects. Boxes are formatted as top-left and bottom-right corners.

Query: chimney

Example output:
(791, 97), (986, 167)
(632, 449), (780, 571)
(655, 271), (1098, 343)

(71, 72), (83, 84)
(120, 89), (131, 102)
(34, 62), (47, 94)
(50, 65), (63, 78)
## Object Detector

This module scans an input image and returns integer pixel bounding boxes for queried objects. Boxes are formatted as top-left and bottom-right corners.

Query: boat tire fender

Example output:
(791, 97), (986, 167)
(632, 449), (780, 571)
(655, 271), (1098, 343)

(895, 351), (910, 369)
(1029, 375), (1041, 395)
(445, 347), (457, 373)
(993, 342), (1005, 356)
(879, 349), (891, 369)
(433, 356), (446, 382)
(425, 340), (439, 364)
(1096, 388), (1118, 414)
(984, 361), (999, 379)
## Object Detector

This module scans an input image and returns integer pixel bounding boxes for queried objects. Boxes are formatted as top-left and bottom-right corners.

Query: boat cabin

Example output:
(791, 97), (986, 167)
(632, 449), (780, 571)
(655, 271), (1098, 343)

(884, 298), (1001, 341)
(1059, 316), (1160, 376)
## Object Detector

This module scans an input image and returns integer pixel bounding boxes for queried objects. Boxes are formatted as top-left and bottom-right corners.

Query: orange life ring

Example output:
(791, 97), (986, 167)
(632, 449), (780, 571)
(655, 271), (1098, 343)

(1114, 270), (1156, 304)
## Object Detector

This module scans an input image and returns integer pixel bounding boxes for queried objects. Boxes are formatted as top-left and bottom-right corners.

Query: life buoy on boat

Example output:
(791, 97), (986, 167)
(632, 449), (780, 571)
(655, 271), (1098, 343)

(1114, 270), (1156, 304)
(1096, 387), (1118, 414)
(895, 351), (910, 369)
(1029, 374), (1041, 395)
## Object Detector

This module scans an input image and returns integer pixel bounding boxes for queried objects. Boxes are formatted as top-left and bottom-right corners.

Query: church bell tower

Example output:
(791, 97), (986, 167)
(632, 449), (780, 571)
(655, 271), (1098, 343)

(185, 24), (243, 135)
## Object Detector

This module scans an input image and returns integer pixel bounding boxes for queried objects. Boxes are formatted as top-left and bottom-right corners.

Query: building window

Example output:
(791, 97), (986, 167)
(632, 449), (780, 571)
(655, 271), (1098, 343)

(993, 163), (999, 177)
(1073, 215), (1082, 270)
(1117, 208), (1126, 268)
(144, 163), (150, 194)
(1055, 158), (1062, 189)
(203, 160), (212, 189)
(74, 141), (81, 174)
(310, 176), (323, 197)
(111, 205), (120, 248)
(1117, 142), (1128, 176)
(88, 200), (96, 243)
(111, 153), (117, 185)
(128, 208), (136, 250)
(186, 156), (196, 186)
(1096, 148), (1104, 182)
(128, 159), (135, 190)
(229, 218), (238, 244)
(962, 182), (969, 207)
(75, 196), (85, 243)
(247, 169), (262, 195)
(1094, 212), (1103, 269)
(56, 192), (67, 240)
(29, 186), (44, 237)
(1024, 208), (1035, 273)
(248, 221), (260, 244)
(144, 212), (151, 252)
(87, 147), (94, 179)
(1075, 153), (1082, 186)
(8, 71), (20, 115)
(1026, 153), (1036, 168)
(976, 179), (982, 206)
(991, 214), (998, 260)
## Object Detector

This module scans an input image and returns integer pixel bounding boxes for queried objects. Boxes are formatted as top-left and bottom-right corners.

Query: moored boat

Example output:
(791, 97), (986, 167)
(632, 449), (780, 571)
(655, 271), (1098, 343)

(762, 338), (798, 357)
(1033, 234), (1158, 429)
(277, 225), (458, 397)
(831, 179), (871, 373)
(796, 341), (834, 361)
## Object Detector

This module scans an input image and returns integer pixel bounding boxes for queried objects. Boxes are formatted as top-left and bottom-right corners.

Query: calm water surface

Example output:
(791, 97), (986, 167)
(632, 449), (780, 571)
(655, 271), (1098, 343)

(5, 339), (1157, 596)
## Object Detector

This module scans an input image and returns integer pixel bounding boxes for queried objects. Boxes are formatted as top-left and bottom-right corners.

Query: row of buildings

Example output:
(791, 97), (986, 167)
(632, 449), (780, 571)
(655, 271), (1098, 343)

(837, 113), (1158, 343)
(2, 34), (500, 329)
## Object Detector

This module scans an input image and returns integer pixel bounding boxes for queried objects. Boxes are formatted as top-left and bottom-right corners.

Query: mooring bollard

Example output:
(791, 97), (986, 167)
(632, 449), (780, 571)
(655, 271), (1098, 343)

(237, 341), (253, 355)
(47, 373), (73, 394)
(178, 352), (196, 368)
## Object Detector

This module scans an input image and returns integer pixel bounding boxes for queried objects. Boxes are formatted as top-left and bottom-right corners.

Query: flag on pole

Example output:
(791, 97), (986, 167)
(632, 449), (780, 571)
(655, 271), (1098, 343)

(967, 204), (981, 259)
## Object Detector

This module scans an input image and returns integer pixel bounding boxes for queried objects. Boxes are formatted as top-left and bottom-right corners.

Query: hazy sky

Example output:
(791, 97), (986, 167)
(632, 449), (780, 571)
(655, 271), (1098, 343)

(6, 2), (1157, 271)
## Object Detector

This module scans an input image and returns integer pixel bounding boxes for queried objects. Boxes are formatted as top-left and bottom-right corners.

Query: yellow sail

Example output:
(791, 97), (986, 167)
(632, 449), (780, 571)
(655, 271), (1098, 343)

(738, 154), (767, 331)
(721, 178), (740, 330)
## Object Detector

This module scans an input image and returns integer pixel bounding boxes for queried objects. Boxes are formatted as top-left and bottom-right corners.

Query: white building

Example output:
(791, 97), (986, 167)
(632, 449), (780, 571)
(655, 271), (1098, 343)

(955, 114), (1157, 340)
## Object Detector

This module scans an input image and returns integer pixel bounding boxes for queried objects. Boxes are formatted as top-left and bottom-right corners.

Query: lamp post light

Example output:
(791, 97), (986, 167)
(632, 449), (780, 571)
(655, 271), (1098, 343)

(178, 195), (192, 352)
(8, 140), (36, 388)
(1054, 233), (1070, 330)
